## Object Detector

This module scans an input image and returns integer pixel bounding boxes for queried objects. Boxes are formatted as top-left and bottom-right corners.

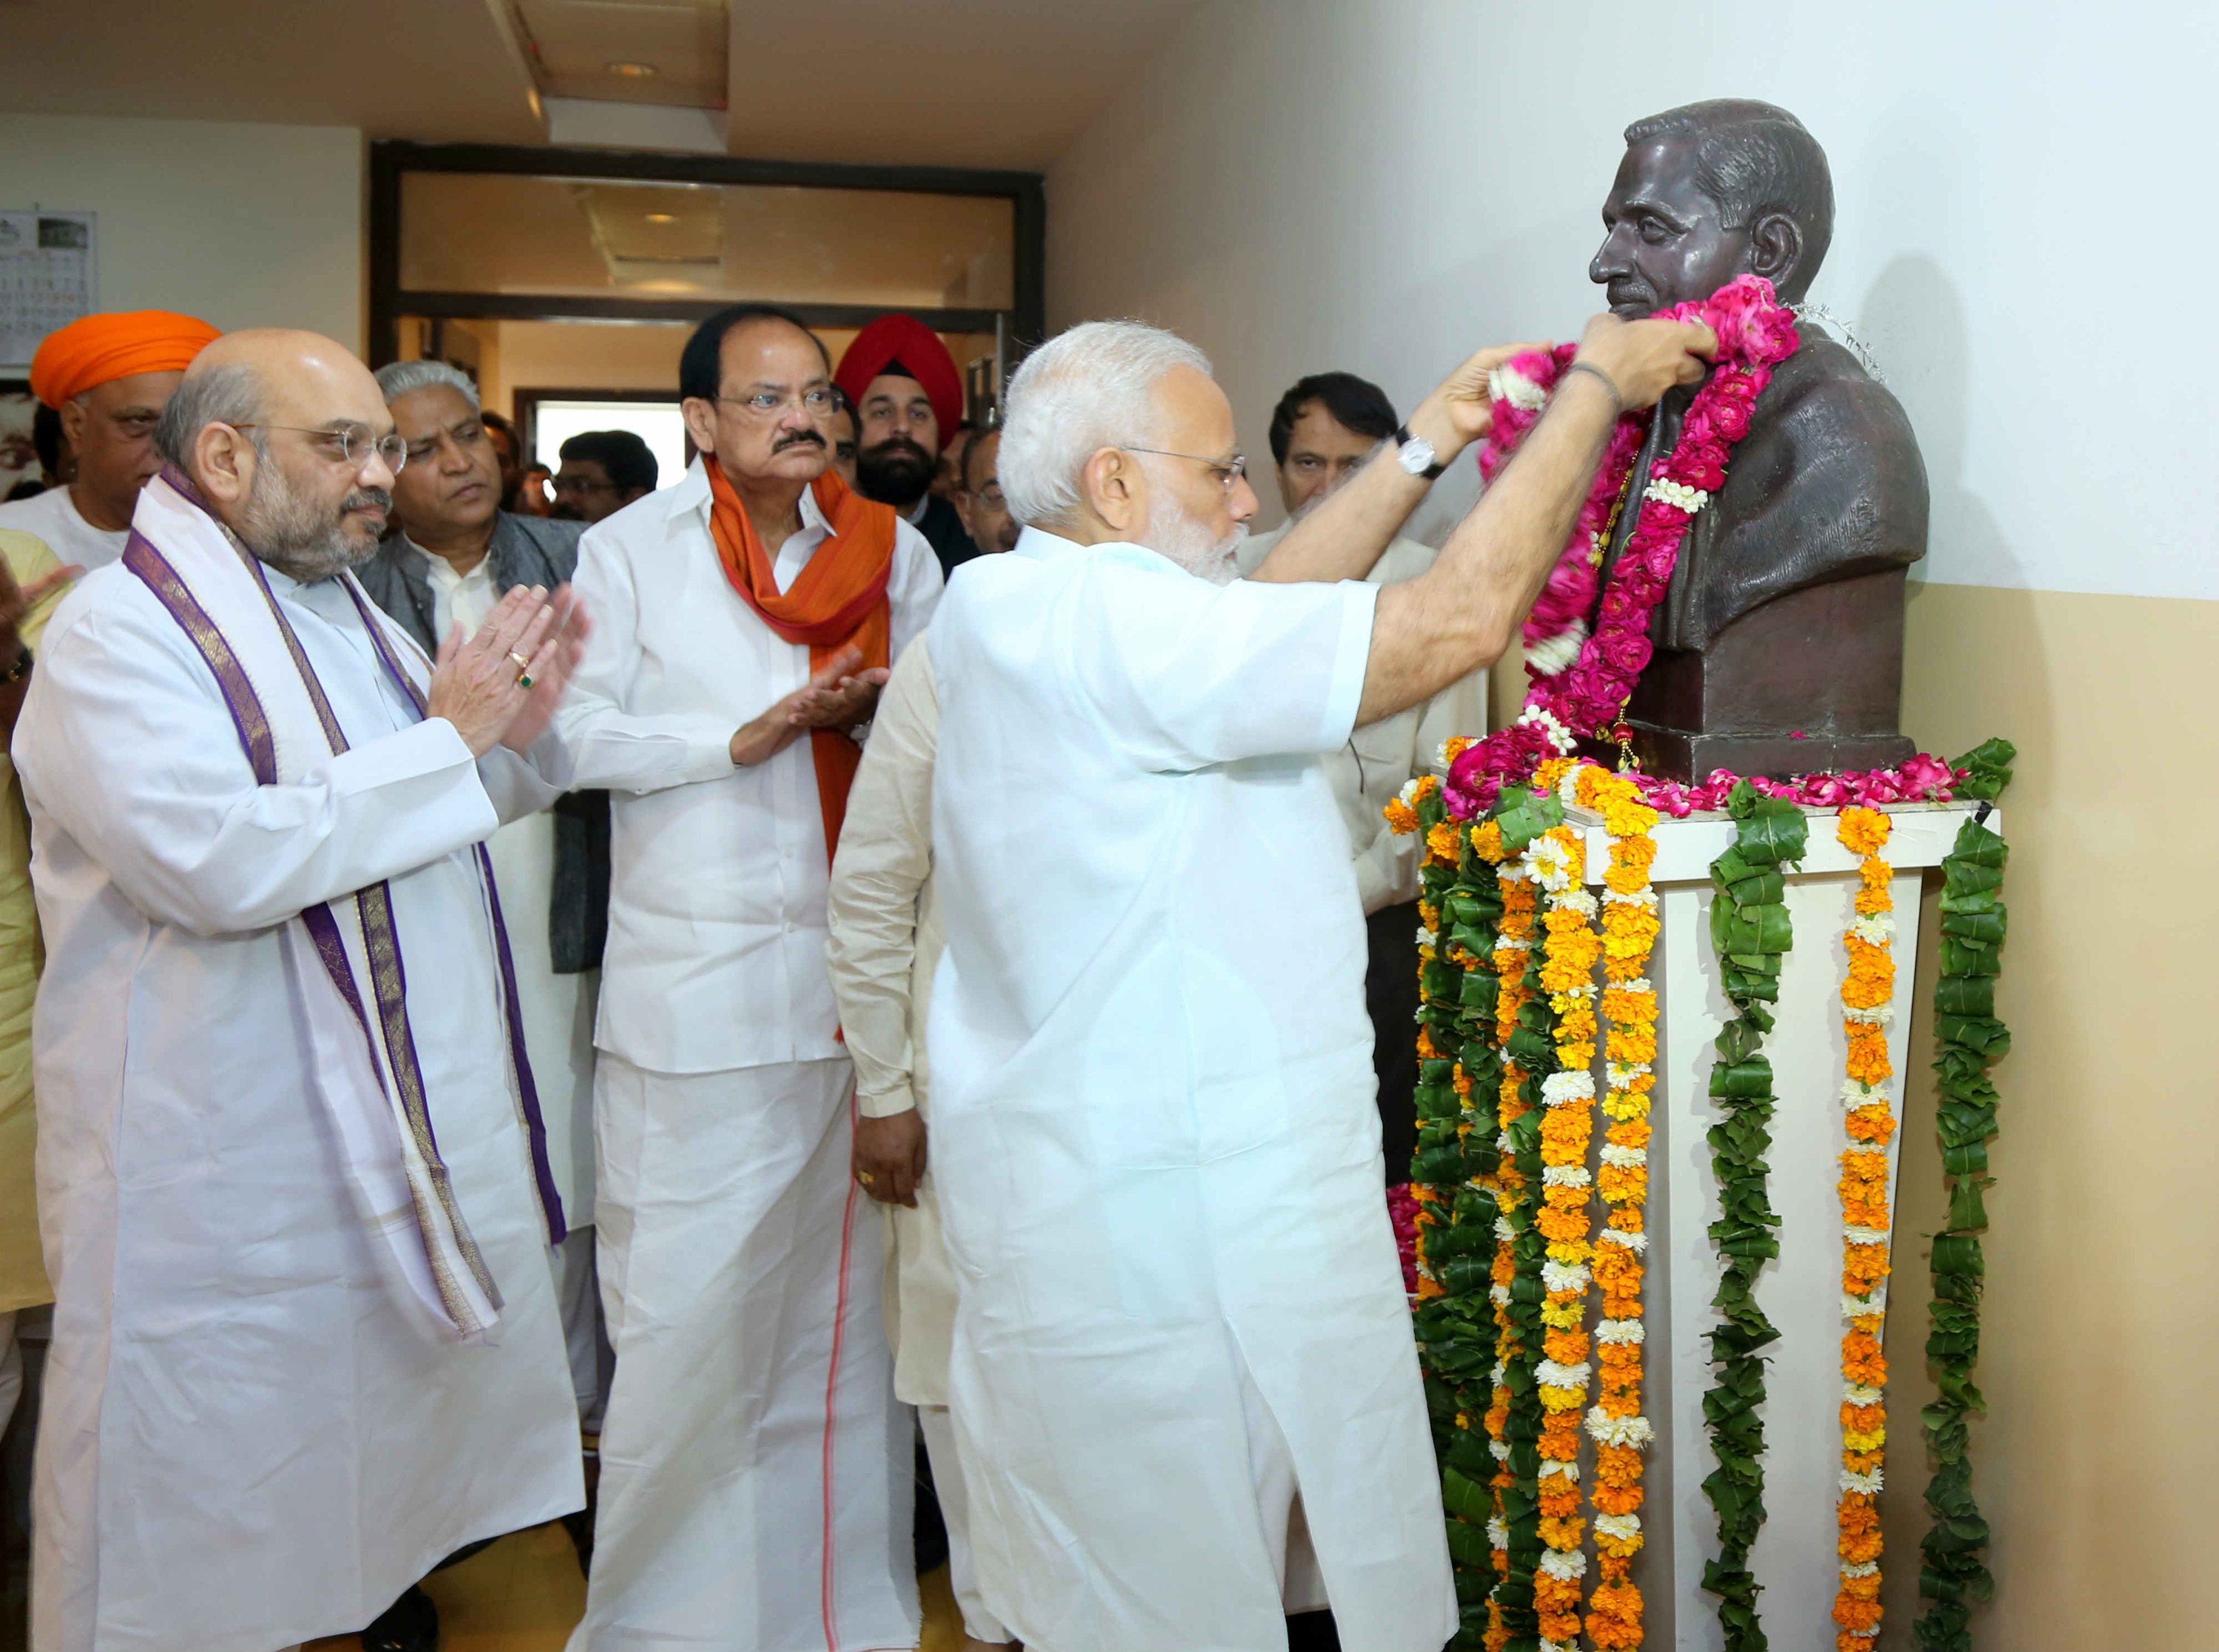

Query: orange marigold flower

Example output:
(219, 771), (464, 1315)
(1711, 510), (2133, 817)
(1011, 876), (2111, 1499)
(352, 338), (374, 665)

(1384, 798), (1421, 835)
(1597, 1163), (1649, 1205)
(1592, 1483), (1644, 1516)
(1606, 1117), (1652, 1150)
(1538, 1516), (1587, 1551)
(1845, 1030), (1893, 1085)
(1470, 820), (1507, 862)
(1425, 822), (1461, 864)
(1536, 1207), (1589, 1241)
(1837, 807), (1891, 857)
(1544, 1328), (1590, 1364)
(1845, 1103), (1897, 1144)
(1831, 1597), (1882, 1632)
(1539, 1480), (1581, 1518)
(1593, 1444), (1645, 1486)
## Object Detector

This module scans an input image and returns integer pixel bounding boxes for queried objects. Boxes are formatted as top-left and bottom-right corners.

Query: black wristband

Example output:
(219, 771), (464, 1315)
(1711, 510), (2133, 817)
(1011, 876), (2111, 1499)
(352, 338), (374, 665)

(1394, 424), (1447, 480)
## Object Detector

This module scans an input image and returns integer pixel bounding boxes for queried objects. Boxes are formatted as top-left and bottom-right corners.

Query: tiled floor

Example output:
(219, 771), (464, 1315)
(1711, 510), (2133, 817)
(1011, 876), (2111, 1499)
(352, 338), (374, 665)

(297, 1523), (968, 1651)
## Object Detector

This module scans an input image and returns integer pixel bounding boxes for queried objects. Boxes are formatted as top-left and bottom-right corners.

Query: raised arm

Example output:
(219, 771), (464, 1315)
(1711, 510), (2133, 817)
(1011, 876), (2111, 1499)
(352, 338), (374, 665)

(1355, 314), (1717, 727)
(1246, 340), (1544, 588)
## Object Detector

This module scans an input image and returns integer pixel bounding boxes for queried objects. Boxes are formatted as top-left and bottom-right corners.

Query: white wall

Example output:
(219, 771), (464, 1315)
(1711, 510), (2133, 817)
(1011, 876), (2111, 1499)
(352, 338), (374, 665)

(1047, 0), (2219, 602)
(0, 113), (363, 364)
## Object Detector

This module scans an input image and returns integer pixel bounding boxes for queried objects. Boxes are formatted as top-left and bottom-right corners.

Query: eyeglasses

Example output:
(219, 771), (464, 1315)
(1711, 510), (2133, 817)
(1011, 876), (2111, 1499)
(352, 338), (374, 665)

(712, 387), (838, 419)
(1122, 447), (1247, 495)
(552, 475), (618, 496)
(970, 485), (1006, 512)
(231, 424), (408, 473)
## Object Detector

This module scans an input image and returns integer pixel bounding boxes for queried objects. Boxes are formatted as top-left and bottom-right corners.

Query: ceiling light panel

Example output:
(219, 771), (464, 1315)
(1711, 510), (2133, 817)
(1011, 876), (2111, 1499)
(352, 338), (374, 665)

(513, 0), (727, 109)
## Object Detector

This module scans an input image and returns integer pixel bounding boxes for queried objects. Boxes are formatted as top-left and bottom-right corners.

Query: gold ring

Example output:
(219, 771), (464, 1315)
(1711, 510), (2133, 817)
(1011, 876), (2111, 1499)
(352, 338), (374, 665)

(508, 651), (532, 671)
(517, 672), (535, 690)
(856, 1170), (875, 1186)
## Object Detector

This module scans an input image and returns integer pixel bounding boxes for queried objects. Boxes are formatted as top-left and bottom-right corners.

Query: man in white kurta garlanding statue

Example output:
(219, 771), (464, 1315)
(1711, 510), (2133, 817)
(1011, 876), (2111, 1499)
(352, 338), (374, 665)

(924, 312), (1715, 1652)
(16, 329), (592, 1652)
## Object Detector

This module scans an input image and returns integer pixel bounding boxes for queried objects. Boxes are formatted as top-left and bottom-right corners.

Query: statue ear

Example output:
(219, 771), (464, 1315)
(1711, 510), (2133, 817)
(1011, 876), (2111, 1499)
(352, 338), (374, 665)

(1746, 211), (1804, 289)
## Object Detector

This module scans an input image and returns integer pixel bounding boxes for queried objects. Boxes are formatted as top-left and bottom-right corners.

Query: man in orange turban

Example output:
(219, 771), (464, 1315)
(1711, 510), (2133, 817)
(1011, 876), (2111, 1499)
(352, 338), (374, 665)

(834, 313), (980, 579)
(0, 309), (221, 571)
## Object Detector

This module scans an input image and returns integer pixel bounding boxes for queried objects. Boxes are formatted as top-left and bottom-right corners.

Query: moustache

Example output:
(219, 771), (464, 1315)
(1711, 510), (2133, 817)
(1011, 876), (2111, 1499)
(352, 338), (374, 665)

(866, 436), (930, 464)
(774, 430), (826, 453)
(344, 488), (391, 514)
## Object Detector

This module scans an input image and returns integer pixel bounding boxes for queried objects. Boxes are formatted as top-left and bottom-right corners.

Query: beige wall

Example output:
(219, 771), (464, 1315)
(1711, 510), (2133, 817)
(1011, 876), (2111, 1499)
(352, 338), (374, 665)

(0, 112), (364, 362)
(1879, 583), (2219, 1647)
(1046, 3), (2219, 1646)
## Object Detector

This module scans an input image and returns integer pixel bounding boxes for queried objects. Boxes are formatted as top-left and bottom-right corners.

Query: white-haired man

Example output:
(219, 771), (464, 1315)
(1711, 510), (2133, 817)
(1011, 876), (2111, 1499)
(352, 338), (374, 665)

(923, 313), (1713, 1651)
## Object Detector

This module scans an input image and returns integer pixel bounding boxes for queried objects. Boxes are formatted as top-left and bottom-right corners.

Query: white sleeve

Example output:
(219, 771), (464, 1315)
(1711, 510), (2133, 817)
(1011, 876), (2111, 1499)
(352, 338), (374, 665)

(553, 521), (738, 794)
(1070, 552), (1379, 771)
(825, 637), (936, 1119)
(16, 599), (502, 938)
(887, 518), (945, 659)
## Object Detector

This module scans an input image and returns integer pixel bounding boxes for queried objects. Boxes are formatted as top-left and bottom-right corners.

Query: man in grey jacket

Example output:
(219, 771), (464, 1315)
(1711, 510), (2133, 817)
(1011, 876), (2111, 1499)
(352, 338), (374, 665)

(356, 359), (609, 1650)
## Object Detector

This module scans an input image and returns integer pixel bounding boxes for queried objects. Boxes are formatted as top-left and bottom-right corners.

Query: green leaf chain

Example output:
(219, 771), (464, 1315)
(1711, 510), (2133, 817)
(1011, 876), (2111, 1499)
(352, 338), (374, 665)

(1914, 739), (2016, 1652)
(1700, 781), (1808, 1651)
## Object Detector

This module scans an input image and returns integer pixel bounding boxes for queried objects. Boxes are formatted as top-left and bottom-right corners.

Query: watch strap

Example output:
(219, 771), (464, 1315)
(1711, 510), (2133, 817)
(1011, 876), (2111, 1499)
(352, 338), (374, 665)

(1395, 424), (1446, 481)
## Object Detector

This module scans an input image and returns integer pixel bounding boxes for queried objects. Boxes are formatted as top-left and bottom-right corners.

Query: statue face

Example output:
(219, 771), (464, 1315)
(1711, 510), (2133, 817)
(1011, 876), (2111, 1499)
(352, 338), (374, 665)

(1590, 135), (1756, 318)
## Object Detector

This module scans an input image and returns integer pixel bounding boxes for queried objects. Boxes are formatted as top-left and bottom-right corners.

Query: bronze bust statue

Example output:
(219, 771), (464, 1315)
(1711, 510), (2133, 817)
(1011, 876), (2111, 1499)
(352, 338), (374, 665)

(1590, 98), (1927, 780)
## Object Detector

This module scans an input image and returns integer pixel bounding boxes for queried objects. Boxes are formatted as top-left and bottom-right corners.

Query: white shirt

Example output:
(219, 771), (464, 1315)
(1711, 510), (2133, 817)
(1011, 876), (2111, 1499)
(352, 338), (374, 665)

(16, 557), (579, 1651)
(415, 537), (500, 642)
(923, 527), (1454, 1651)
(556, 459), (943, 1075)
(1238, 522), (1490, 912)
(0, 485), (129, 571)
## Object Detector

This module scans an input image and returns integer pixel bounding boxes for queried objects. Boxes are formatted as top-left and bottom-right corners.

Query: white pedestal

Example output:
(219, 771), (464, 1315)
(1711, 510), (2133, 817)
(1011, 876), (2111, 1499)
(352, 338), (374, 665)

(1558, 800), (1991, 1651)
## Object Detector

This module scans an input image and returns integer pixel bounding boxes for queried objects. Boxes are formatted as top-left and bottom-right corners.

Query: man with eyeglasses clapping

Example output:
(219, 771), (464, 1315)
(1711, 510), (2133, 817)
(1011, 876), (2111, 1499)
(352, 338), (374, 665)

(555, 303), (940, 1651)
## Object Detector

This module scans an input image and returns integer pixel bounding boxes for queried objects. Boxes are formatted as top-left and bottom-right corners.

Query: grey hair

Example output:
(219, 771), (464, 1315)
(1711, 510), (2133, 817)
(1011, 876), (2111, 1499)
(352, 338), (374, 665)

(374, 357), (480, 409)
(996, 320), (1212, 529)
(153, 363), (265, 468)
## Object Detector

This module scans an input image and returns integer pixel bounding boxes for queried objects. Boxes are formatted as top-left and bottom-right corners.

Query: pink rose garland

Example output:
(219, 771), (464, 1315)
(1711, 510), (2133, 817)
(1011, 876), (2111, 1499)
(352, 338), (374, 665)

(1445, 275), (1803, 819)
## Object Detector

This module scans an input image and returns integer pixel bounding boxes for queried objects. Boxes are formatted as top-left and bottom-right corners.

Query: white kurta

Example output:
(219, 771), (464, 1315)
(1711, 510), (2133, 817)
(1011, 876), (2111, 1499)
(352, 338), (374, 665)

(425, 542), (598, 1225)
(927, 527), (1456, 1652)
(1237, 525), (1490, 913)
(16, 559), (582, 1652)
(0, 485), (130, 571)
(555, 462), (939, 1651)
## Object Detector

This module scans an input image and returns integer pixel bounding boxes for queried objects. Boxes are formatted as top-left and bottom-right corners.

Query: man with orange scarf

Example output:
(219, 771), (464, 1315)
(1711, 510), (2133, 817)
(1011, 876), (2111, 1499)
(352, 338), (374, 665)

(555, 302), (942, 1651)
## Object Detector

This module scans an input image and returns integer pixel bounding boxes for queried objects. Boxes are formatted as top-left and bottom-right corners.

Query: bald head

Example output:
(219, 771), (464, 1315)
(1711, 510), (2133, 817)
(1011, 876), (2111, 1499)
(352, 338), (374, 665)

(161, 330), (399, 582)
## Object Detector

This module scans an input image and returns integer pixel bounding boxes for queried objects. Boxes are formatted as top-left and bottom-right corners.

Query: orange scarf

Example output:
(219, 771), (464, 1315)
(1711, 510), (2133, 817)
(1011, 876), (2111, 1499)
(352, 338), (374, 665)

(707, 461), (897, 861)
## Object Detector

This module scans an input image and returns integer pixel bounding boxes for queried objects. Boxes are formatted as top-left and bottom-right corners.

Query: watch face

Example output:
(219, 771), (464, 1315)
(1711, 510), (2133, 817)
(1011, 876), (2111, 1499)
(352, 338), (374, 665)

(1399, 437), (1436, 476)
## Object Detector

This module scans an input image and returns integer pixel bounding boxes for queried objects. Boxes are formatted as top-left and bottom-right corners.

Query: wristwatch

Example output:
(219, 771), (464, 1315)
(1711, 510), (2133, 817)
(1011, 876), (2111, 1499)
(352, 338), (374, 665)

(1394, 424), (1445, 481)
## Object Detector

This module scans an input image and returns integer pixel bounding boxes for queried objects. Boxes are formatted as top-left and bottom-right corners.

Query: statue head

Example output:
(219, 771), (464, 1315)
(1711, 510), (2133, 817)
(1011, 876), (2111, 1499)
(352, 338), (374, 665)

(1590, 99), (1834, 319)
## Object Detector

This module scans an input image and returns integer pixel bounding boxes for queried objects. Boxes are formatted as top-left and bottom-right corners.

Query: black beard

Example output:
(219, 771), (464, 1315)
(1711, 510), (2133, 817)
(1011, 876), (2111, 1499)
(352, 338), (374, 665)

(854, 439), (933, 508)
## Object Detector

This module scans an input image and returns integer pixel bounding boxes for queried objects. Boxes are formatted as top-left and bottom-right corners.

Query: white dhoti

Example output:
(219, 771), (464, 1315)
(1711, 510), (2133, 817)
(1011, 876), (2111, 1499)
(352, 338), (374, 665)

(570, 1054), (916, 1651)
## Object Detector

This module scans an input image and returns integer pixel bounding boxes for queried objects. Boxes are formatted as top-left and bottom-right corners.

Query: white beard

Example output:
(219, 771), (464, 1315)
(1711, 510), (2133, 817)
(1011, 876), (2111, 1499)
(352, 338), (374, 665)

(1142, 503), (1246, 586)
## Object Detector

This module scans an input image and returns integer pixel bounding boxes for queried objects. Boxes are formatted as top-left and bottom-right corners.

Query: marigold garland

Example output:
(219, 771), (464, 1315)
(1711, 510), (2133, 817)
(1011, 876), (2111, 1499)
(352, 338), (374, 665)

(1831, 808), (1896, 1651)
(1575, 764), (1659, 1651)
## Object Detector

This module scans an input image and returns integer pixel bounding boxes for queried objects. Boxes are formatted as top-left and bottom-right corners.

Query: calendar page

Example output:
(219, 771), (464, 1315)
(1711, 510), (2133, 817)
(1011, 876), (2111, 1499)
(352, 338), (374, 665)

(0, 210), (97, 369)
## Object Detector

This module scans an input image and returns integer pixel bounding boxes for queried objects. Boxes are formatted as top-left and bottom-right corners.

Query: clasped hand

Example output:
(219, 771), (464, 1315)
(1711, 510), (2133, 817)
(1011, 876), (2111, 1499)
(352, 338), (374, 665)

(426, 583), (593, 758)
(729, 643), (889, 767)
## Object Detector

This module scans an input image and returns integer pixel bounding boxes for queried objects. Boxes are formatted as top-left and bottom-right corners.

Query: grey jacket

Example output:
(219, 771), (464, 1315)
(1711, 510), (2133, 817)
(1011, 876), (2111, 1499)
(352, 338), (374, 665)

(358, 512), (610, 974)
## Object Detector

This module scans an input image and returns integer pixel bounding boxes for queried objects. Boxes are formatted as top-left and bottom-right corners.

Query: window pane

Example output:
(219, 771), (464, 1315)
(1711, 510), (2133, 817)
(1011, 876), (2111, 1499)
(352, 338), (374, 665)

(533, 399), (690, 495)
(400, 172), (1015, 311)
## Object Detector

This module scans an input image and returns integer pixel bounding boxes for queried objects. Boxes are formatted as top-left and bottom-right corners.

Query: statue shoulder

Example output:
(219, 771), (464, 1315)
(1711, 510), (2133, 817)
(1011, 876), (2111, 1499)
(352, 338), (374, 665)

(1754, 336), (1927, 495)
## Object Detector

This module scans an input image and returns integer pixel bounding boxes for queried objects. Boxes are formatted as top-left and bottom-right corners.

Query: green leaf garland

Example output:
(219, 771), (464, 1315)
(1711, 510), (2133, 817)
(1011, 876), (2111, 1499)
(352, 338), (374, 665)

(1410, 786), (1505, 1650)
(1915, 739), (2016, 1652)
(1701, 780), (1807, 1651)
